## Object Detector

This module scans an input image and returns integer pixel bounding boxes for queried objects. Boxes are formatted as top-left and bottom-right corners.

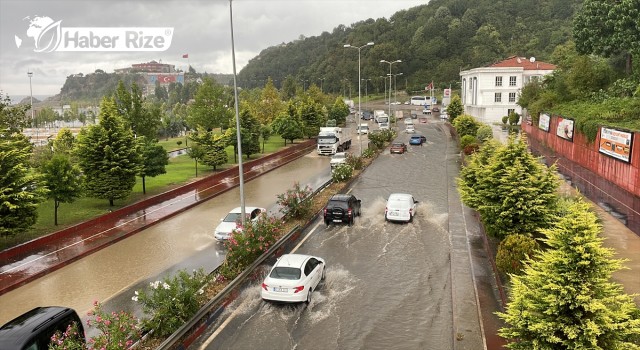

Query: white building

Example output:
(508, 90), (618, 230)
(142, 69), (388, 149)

(460, 56), (556, 124)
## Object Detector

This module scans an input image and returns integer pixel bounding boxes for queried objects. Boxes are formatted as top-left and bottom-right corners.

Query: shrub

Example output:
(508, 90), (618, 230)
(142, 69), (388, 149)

(362, 148), (375, 158)
(176, 140), (182, 146)
(50, 301), (141, 350)
(476, 125), (493, 142)
(502, 115), (509, 124)
(367, 131), (386, 149)
(463, 143), (480, 155)
(508, 112), (521, 125)
(276, 182), (313, 219)
(219, 214), (282, 279)
(332, 163), (354, 182)
(459, 135), (478, 149)
(496, 234), (539, 276)
(452, 114), (480, 138)
(134, 269), (210, 337)
(345, 153), (363, 170)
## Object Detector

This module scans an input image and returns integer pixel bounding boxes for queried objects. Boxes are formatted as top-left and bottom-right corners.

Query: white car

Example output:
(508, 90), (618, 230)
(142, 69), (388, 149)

(261, 254), (326, 303)
(330, 152), (347, 170)
(357, 124), (369, 134)
(405, 124), (415, 133)
(385, 193), (418, 223)
(379, 122), (390, 130)
(214, 206), (266, 241)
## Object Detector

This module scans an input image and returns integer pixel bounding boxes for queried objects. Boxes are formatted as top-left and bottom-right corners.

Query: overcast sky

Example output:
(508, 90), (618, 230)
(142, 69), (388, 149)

(0, 0), (427, 99)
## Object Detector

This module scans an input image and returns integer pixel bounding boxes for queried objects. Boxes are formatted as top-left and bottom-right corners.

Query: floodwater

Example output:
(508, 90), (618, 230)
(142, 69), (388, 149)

(0, 152), (330, 325)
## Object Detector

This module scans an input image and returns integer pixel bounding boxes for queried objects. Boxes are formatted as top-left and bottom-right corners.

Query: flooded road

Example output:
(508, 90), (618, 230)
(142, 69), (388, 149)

(0, 152), (331, 325)
(198, 119), (487, 349)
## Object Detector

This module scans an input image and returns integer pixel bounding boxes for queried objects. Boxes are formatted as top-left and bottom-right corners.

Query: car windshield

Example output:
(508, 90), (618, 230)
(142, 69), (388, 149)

(411, 136), (420, 139)
(318, 136), (337, 144)
(270, 267), (301, 280)
(332, 154), (346, 160)
(328, 200), (348, 209)
(223, 212), (248, 223)
(392, 143), (403, 147)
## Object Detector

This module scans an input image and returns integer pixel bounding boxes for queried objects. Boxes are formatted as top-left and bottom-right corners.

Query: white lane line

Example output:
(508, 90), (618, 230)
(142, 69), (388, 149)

(198, 221), (322, 349)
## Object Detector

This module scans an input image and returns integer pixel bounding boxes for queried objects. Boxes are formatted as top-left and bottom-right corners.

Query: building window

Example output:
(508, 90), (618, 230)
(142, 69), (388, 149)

(495, 76), (502, 87)
(494, 93), (502, 102)
(509, 76), (517, 86)
(509, 92), (516, 102)
(507, 108), (515, 116)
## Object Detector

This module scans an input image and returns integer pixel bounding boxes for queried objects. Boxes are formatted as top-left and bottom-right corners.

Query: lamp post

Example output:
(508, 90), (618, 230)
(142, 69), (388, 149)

(27, 71), (36, 143)
(344, 42), (374, 124)
(229, 0), (246, 226)
(380, 76), (387, 106)
(392, 72), (403, 105)
(380, 59), (401, 120)
(362, 78), (371, 111)
(300, 79), (308, 92)
(318, 78), (325, 93)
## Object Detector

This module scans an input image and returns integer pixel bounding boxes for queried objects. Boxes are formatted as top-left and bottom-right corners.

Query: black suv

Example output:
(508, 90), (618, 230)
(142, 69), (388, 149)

(0, 307), (85, 350)
(323, 194), (362, 226)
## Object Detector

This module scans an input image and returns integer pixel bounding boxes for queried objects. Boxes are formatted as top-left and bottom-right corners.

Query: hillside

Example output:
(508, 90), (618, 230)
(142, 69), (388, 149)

(238, 0), (582, 93)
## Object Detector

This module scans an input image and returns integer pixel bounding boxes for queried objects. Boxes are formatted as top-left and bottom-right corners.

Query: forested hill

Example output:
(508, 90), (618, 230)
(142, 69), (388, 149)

(238, 0), (582, 93)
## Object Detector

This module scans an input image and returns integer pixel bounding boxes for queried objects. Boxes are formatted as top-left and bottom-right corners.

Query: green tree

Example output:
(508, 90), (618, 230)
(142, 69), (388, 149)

(253, 77), (284, 125)
(115, 81), (159, 139)
(187, 78), (233, 131)
(573, 0), (639, 75)
(0, 131), (48, 237)
(328, 97), (349, 126)
(188, 127), (228, 171)
(75, 98), (139, 206)
(498, 198), (640, 349)
(225, 109), (261, 161)
(52, 128), (76, 156)
(136, 136), (169, 194)
(41, 154), (84, 225)
(457, 139), (501, 210)
(271, 112), (303, 145)
(259, 124), (272, 153)
(0, 94), (29, 132)
(452, 114), (481, 138)
(447, 95), (464, 123)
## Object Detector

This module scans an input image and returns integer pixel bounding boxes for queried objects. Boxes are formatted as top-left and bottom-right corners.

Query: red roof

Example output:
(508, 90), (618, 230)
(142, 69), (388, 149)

(488, 56), (556, 70)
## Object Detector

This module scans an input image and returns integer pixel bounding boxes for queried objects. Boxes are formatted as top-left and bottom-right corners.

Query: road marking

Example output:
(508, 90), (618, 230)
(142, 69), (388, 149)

(198, 220), (322, 348)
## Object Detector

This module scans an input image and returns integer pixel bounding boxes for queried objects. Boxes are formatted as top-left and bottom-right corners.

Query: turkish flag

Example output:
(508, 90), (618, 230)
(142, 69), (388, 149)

(182, 54), (189, 58)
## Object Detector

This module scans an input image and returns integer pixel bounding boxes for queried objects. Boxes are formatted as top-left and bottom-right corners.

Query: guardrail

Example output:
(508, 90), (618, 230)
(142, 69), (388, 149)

(156, 178), (333, 350)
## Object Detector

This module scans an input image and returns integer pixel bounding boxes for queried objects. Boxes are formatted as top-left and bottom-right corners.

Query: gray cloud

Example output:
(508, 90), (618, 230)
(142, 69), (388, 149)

(1, 0), (427, 97)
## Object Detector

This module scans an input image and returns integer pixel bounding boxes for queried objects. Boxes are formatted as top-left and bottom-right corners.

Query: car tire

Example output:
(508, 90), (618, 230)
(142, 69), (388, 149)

(321, 266), (326, 281)
(306, 289), (312, 304)
(409, 214), (414, 223)
(325, 219), (330, 227)
(348, 217), (353, 226)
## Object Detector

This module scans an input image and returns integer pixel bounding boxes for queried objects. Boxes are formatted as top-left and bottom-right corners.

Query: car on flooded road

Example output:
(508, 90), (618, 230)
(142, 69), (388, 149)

(261, 254), (326, 304)
(323, 194), (361, 226)
(214, 206), (266, 241)
(385, 193), (418, 223)
(390, 142), (407, 154)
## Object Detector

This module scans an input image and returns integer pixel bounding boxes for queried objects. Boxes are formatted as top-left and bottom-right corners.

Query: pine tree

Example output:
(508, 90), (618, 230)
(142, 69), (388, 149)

(75, 98), (139, 206)
(498, 198), (640, 349)
(136, 136), (169, 194)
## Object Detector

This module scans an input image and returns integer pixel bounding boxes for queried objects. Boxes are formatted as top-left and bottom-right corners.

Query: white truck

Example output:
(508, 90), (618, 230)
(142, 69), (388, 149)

(317, 127), (352, 155)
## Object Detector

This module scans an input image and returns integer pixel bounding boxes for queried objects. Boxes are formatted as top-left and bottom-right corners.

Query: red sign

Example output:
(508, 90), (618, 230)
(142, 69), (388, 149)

(443, 89), (451, 97)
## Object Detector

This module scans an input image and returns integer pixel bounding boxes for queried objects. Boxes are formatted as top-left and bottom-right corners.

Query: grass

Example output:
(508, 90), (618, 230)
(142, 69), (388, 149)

(0, 134), (295, 251)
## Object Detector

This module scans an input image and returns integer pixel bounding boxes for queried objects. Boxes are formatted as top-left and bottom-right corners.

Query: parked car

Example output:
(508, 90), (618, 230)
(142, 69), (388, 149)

(385, 193), (418, 223)
(214, 206), (266, 241)
(405, 124), (415, 133)
(410, 110), (418, 119)
(423, 106), (431, 114)
(432, 106), (440, 113)
(261, 254), (325, 304)
(361, 110), (373, 120)
(390, 142), (407, 154)
(0, 306), (85, 350)
(409, 135), (425, 145)
(323, 194), (362, 226)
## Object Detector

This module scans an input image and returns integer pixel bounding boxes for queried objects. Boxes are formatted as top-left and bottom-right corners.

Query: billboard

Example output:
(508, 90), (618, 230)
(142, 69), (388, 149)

(538, 113), (550, 132)
(147, 73), (184, 85)
(599, 127), (633, 163)
(556, 116), (574, 141)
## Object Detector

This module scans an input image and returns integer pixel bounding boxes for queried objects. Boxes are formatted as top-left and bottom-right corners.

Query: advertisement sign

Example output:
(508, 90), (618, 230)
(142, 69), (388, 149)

(599, 127), (633, 163)
(147, 74), (184, 84)
(538, 113), (550, 132)
(443, 89), (451, 97)
(556, 116), (574, 141)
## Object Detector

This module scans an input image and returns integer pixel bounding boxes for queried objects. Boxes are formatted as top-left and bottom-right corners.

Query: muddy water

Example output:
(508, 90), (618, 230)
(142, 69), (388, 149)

(0, 153), (329, 325)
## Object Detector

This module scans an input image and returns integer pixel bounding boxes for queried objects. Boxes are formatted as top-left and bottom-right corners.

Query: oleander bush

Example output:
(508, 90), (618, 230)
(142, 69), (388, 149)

(332, 163), (354, 182)
(276, 182), (313, 219)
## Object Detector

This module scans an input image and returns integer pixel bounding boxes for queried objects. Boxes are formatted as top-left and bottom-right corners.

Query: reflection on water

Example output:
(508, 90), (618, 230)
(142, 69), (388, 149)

(0, 153), (329, 325)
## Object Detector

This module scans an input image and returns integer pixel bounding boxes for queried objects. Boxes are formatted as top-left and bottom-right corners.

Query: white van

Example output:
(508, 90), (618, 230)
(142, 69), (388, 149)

(384, 193), (418, 223)
(357, 123), (369, 134)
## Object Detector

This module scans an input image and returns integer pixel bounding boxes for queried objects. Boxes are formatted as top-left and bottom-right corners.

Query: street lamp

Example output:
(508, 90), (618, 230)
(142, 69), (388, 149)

(380, 59), (401, 120)
(229, 0), (246, 226)
(392, 72), (403, 105)
(300, 79), (308, 92)
(344, 42), (374, 124)
(27, 71), (36, 142)
(318, 78), (325, 93)
(379, 76), (387, 106)
(361, 78), (371, 111)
